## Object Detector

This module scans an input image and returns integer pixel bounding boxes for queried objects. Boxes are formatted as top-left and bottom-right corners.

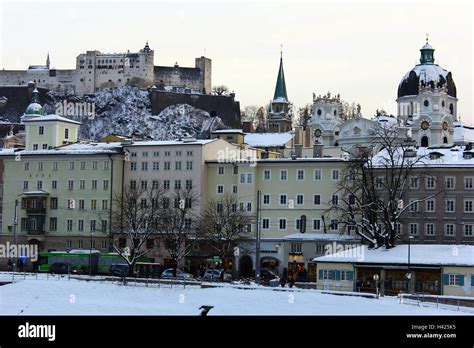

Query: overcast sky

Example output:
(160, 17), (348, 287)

(0, 0), (472, 122)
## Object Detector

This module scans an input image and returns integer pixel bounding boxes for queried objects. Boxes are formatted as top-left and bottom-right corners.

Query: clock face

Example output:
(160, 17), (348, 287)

(443, 122), (449, 131)
(314, 129), (322, 137)
(421, 120), (430, 131)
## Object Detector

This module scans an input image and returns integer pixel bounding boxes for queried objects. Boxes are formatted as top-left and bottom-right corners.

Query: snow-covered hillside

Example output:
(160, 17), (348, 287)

(44, 87), (227, 140)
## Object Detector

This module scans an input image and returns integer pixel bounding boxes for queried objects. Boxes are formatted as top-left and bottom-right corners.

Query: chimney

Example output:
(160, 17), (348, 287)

(295, 144), (303, 158)
(313, 144), (324, 158)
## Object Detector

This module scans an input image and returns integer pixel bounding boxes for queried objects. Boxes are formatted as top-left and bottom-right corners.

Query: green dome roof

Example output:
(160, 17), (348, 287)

(24, 89), (44, 116)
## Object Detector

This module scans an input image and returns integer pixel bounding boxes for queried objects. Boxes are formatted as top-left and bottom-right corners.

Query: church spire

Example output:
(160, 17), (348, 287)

(273, 51), (288, 101)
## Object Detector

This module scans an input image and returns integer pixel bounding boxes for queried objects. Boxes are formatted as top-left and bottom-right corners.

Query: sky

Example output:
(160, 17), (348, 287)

(0, 0), (472, 122)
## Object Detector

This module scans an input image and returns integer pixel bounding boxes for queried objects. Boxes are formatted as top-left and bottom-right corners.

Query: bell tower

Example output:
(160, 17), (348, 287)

(268, 51), (292, 133)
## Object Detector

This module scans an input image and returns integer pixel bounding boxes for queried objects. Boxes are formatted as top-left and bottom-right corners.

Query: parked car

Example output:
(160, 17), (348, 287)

(202, 269), (223, 281)
(50, 262), (73, 274)
(109, 264), (129, 277)
(160, 268), (193, 279)
(260, 268), (278, 283)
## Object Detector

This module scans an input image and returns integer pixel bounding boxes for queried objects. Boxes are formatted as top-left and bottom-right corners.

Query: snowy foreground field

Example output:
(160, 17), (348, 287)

(0, 278), (472, 315)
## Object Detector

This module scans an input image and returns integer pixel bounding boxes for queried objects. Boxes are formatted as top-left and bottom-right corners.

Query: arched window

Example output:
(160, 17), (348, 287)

(421, 136), (429, 147)
(443, 136), (448, 144)
(449, 104), (454, 115)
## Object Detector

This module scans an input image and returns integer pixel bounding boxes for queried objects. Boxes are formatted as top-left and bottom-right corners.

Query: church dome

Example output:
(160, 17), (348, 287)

(24, 89), (44, 116)
(397, 40), (456, 98)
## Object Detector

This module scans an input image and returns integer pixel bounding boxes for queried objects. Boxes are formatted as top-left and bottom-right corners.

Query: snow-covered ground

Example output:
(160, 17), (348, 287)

(0, 278), (471, 315)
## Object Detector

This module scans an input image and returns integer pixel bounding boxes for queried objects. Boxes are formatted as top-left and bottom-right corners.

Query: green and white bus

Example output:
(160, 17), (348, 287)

(38, 250), (100, 273)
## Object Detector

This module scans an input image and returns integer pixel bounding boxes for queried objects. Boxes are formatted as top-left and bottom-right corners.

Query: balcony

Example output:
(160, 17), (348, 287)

(26, 207), (46, 215)
(27, 229), (45, 236)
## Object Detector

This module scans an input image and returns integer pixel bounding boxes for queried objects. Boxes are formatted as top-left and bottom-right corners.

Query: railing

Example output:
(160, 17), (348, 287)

(26, 208), (46, 214)
(398, 292), (474, 312)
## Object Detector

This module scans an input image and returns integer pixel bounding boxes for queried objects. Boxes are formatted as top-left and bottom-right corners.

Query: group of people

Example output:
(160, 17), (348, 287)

(278, 265), (308, 288)
(7, 258), (25, 272)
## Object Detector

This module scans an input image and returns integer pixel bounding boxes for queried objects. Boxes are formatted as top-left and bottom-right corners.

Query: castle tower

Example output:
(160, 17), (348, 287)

(268, 52), (292, 133)
(397, 38), (457, 147)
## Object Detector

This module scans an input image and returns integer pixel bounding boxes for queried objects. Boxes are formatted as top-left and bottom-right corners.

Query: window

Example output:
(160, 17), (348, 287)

(409, 223), (418, 235)
(262, 218), (270, 229)
(50, 198), (58, 209)
(101, 220), (108, 232)
(78, 220), (84, 232)
(331, 194), (339, 205)
(297, 170), (304, 180)
(445, 199), (455, 212)
(217, 185), (224, 194)
(24, 162), (30, 171)
(296, 195), (304, 205)
(232, 185), (238, 194)
(246, 202), (252, 212)
(41, 144), (47, 150)
(330, 220), (338, 231)
(39, 126), (44, 135)
(313, 219), (321, 231)
(103, 180), (109, 190)
(280, 194), (287, 205)
(50, 218), (57, 231)
(175, 161), (182, 171)
(448, 274), (463, 286)
(142, 152), (149, 157)
(23, 181), (28, 190)
(130, 162), (137, 171)
(64, 128), (69, 139)
(163, 180), (170, 190)
(142, 162), (148, 171)
(175, 151), (182, 157)
(78, 240), (83, 248)
(92, 161), (98, 170)
(316, 244), (324, 254)
(280, 170), (288, 181)
(263, 170), (271, 180)
(186, 161), (193, 170)
(52, 180), (57, 190)
(104, 161), (109, 170)
(465, 177), (474, 189)
(37, 162), (43, 171)
(78, 199), (85, 210)
(164, 161), (170, 171)
(153, 162), (159, 171)
(445, 224), (455, 236)
(80, 161), (86, 170)
(426, 177), (436, 189)
(409, 199), (418, 212)
(233, 166), (238, 175)
(290, 243), (302, 253)
(314, 170), (322, 181)
(187, 151), (193, 156)
(164, 151), (171, 157)
(218, 167), (225, 175)
(425, 223), (435, 236)
(102, 200), (108, 210)
(465, 224), (473, 236)
(92, 180), (97, 190)
(67, 219), (73, 232)
(69, 162), (75, 170)
(279, 219), (287, 230)
(90, 200), (97, 210)
(426, 200), (435, 212)
(185, 180), (193, 190)
(79, 180), (85, 190)
(174, 180), (181, 190)
(21, 218), (28, 231)
(90, 220), (96, 232)
(465, 200), (474, 213)
(33, 144), (38, 150)
(445, 177), (455, 190)
(101, 241), (107, 249)
(66, 240), (72, 249)
(332, 169), (340, 181)
(260, 194), (269, 205)
(68, 180), (74, 190)
(375, 177), (384, 189)
(409, 177), (419, 189)
(141, 180), (148, 190)
(129, 180), (137, 190)
(313, 195), (321, 205)
(240, 173), (253, 184)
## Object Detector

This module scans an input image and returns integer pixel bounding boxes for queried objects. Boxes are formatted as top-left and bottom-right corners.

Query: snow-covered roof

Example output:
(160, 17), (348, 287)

(284, 233), (361, 242)
(125, 139), (217, 147)
(244, 132), (294, 147)
(0, 142), (123, 156)
(212, 129), (245, 134)
(400, 64), (449, 89)
(372, 145), (474, 168)
(314, 244), (474, 267)
(453, 122), (474, 144)
(21, 114), (82, 125)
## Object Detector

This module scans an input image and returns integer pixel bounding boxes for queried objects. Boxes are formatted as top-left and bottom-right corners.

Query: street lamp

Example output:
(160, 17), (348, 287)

(406, 235), (414, 292)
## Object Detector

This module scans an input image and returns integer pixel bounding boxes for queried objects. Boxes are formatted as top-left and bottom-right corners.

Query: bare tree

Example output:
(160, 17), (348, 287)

(212, 85), (229, 96)
(329, 125), (441, 249)
(158, 188), (201, 277)
(111, 185), (165, 276)
(296, 104), (312, 129)
(255, 106), (268, 133)
(201, 194), (254, 275)
(241, 105), (259, 125)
